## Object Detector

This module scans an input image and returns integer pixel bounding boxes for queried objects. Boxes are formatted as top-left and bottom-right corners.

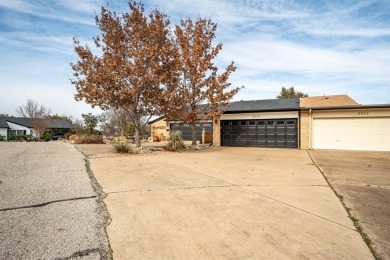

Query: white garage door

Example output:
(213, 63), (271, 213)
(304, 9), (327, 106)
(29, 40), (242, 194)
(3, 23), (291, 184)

(313, 118), (390, 151)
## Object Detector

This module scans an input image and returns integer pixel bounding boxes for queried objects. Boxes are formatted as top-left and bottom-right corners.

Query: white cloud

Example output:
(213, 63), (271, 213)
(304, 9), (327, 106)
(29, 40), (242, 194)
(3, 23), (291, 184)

(0, 0), (97, 25)
(0, 0), (389, 119)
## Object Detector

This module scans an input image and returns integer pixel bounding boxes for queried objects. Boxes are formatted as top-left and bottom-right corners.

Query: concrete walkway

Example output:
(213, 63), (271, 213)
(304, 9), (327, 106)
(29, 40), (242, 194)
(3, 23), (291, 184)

(81, 145), (373, 259)
(0, 142), (109, 259)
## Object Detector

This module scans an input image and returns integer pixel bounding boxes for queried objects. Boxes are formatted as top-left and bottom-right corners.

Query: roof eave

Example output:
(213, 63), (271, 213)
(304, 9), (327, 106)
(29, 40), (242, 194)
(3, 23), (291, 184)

(300, 104), (390, 110)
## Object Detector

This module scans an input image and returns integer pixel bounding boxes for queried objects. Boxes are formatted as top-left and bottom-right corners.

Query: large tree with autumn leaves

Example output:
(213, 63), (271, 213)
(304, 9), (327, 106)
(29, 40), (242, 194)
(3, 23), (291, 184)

(71, 1), (240, 147)
(70, 1), (176, 147)
(165, 18), (241, 145)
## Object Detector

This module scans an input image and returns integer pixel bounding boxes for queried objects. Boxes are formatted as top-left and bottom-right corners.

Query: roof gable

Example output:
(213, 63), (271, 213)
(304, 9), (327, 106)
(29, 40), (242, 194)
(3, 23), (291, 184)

(3, 117), (31, 127)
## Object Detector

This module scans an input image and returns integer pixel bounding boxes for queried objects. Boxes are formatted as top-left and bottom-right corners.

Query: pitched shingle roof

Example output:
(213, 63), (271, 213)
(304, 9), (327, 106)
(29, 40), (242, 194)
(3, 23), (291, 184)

(0, 117), (73, 129)
(223, 98), (300, 113)
(0, 118), (9, 128)
(49, 119), (74, 128)
(2, 117), (31, 127)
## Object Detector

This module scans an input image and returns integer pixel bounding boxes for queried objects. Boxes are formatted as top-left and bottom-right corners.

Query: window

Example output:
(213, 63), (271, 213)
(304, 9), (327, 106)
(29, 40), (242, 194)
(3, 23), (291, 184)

(8, 129), (26, 136)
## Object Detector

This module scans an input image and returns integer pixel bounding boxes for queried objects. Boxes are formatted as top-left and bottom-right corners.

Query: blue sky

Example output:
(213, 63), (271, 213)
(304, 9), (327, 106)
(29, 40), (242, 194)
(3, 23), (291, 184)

(0, 0), (389, 119)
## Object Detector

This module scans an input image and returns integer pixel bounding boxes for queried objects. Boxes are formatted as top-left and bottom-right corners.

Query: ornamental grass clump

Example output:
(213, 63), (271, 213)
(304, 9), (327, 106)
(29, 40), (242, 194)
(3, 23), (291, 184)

(74, 134), (104, 144)
(114, 142), (132, 154)
(166, 130), (185, 151)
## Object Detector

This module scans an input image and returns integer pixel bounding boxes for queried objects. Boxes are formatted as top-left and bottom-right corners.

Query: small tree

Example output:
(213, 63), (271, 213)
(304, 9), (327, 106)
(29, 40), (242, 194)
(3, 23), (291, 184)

(165, 18), (241, 145)
(71, 1), (177, 148)
(81, 113), (98, 134)
(16, 99), (51, 140)
(277, 87), (308, 99)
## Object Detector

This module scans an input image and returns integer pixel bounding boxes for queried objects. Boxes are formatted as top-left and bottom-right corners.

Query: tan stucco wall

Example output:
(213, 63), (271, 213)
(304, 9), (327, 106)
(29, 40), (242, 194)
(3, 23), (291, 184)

(213, 116), (220, 147)
(312, 108), (390, 118)
(150, 119), (169, 142)
(300, 111), (310, 149)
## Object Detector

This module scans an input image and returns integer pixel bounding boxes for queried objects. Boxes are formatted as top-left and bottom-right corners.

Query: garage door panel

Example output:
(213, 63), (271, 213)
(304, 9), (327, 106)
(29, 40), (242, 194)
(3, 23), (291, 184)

(170, 123), (212, 141)
(222, 119), (297, 148)
(313, 118), (390, 151)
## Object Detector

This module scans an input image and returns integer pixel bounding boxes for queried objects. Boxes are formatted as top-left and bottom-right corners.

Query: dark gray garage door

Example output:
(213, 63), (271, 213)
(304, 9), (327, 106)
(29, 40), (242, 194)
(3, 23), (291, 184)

(170, 123), (212, 141)
(221, 119), (297, 148)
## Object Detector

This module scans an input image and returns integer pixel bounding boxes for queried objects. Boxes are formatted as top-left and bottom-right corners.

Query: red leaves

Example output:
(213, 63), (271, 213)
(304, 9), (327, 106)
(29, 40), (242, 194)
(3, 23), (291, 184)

(70, 1), (241, 146)
(165, 18), (242, 124)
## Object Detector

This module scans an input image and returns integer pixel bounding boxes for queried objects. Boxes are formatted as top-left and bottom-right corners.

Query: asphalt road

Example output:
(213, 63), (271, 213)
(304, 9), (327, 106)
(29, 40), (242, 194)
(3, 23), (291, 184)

(0, 142), (110, 259)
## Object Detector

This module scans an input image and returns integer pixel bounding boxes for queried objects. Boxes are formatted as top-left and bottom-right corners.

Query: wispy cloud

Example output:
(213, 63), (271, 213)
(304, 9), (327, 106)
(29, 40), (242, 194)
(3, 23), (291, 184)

(0, 0), (389, 119)
(0, 0), (98, 25)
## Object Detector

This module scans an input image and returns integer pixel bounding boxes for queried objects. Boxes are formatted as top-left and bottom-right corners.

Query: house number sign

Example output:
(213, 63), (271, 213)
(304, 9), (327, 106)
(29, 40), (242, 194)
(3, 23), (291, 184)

(358, 112), (369, 116)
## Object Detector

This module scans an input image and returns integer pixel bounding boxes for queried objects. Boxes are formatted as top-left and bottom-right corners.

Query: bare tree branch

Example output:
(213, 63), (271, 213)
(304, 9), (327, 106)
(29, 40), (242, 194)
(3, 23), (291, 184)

(16, 99), (51, 140)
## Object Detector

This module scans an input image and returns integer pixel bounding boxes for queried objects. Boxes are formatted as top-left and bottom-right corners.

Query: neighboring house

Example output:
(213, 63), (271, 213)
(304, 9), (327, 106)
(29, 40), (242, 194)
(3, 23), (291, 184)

(0, 117), (73, 141)
(0, 118), (10, 139)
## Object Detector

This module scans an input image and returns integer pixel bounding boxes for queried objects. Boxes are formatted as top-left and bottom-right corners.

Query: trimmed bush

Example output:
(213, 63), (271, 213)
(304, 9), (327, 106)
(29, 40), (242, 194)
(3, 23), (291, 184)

(166, 130), (185, 151)
(74, 134), (104, 144)
(41, 132), (52, 142)
(0, 134), (5, 141)
(114, 142), (132, 153)
(8, 134), (34, 142)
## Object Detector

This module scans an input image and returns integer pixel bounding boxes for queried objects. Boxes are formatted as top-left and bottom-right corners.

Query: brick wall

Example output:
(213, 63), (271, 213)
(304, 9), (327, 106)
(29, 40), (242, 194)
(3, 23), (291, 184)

(300, 111), (310, 149)
(150, 119), (168, 142)
(212, 116), (221, 146)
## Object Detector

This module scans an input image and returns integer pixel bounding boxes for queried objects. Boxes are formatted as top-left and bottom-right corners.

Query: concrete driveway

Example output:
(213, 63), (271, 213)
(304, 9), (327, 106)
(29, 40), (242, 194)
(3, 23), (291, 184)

(79, 145), (374, 259)
(309, 150), (390, 260)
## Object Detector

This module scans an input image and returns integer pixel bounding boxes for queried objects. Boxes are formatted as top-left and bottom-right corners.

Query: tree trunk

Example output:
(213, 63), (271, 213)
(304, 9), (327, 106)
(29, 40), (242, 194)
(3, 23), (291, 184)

(135, 128), (141, 148)
(191, 123), (196, 146)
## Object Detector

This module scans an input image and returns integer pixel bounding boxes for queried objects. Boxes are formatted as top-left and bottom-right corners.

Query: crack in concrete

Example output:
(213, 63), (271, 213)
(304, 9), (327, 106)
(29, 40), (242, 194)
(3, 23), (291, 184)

(54, 247), (104, 260)
(82, 159), (113, 259)
(244, 184), (328, 187)
(0, 196), (97, 212)
(106, 184), (329, 195)
(107, 184), (235, 194)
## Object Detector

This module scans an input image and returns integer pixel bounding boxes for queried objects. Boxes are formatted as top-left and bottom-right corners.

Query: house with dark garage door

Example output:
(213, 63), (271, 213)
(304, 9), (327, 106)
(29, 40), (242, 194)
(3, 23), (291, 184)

(213, 98), (300, 148)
